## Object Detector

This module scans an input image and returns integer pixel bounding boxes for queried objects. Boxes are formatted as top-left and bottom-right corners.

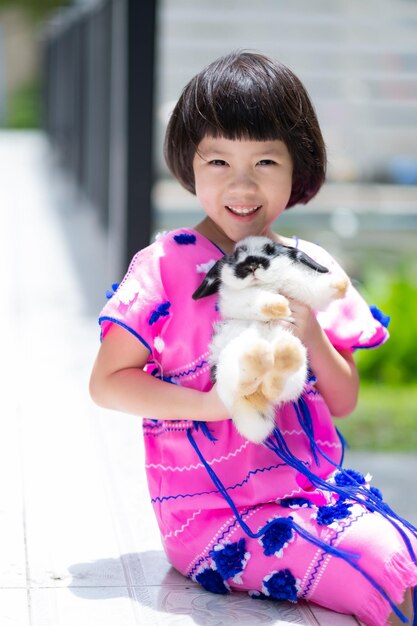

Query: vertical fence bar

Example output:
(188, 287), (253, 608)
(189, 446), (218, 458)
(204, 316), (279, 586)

(125, 0), (157, 266)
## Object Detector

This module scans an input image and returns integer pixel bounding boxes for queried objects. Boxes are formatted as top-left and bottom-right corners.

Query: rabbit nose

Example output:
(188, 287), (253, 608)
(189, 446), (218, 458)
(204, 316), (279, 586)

(236, 256), (269, 278)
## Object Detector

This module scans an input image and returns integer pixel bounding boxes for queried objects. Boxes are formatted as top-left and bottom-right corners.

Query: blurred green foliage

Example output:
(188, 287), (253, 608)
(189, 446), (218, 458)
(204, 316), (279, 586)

(0, 0), (69, 21)
(337, 384), (417, 451)
(338, 266), (417, 451)
(356, 267), (417, 385)
(4, 79), (40, 128)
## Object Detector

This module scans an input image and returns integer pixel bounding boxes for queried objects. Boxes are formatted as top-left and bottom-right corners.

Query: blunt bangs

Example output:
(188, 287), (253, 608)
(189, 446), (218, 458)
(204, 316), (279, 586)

(164, 51), (326, 206)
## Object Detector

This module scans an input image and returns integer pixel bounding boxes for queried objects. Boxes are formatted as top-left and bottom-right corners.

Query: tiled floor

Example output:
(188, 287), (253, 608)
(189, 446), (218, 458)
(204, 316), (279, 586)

(1, 132), (415, 625)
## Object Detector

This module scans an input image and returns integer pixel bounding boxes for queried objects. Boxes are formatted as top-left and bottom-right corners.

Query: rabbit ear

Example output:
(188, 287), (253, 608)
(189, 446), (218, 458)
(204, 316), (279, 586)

(292, 249), (329, 274)
(192, 260), (224, 299)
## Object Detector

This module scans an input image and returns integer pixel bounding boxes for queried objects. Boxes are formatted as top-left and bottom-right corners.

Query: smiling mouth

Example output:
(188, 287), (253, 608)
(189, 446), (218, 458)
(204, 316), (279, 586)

(226, 206), (261, 216)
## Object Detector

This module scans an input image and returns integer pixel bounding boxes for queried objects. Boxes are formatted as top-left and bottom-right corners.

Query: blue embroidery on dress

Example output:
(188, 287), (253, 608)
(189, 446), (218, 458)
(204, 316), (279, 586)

(262, 569), (299, 602)
(195, 568), (230, 594)
(369, 304), (391, 328)
(105, 282), (120, 299)
(302, 509), (367, 599)
(280, 497), (312, 509)
(186, 427), (416, 623)
(149, 302), (171, 325)
(210, 539), (248, 580)
(260, 517), (294, 557)
(173, 233), (197, 245)
(369, 485), (383, 501)
(172, 360), (208, 379)
(188, 506), (258, 579)
(316, 501), (352, 526)
(334, 469), (366, 487)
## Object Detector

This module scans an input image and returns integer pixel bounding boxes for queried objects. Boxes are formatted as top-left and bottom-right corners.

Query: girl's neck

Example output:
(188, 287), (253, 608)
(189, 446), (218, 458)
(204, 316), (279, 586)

(193, 217), (292, 254)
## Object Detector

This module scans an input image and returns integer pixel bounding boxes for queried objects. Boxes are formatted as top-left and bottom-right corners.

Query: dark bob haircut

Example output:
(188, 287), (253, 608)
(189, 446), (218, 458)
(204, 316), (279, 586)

(164, 51), (327, 208)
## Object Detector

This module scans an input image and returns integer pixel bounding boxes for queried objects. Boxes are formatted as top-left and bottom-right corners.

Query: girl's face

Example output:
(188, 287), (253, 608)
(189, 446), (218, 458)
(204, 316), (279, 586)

(192, 136), (293, 250)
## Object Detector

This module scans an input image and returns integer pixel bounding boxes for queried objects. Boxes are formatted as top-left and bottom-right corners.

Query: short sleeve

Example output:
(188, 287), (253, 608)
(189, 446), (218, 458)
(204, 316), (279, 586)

(297, 239), (390, 352)
(98, 239), (169, 354)
(317, 284), (390, 351)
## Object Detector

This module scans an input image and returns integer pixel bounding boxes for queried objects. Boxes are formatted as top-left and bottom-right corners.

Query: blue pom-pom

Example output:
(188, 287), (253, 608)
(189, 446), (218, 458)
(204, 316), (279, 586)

(369, 305), (391, 328)
(173, 233), (197, 245)
(149, 301), (171, 325)
(195, 568), (229, 594)
(210, 539), (247, 580)
(280, 497), (312, 509)
(334, 469), (366, 487)
(369, 485), (384, 501)
(105, 282), (120, 299)
(260, 518), (294, 557)
(263, 569), (299, 602)
(316, 501), (352, 526)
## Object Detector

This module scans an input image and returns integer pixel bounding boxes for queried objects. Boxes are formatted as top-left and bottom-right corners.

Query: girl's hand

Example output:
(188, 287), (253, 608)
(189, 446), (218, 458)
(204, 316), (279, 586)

(280, 297), (322, 350)
(280, 297), (359, 417)
(203, 385), (231, 422)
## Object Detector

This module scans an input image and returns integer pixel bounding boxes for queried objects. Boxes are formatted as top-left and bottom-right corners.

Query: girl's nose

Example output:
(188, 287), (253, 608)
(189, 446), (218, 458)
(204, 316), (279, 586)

(228, 171), (257, 192)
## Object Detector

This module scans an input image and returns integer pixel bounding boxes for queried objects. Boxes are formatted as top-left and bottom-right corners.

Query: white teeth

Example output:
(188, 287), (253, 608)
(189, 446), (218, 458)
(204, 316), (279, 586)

(226, 206), (260, 215)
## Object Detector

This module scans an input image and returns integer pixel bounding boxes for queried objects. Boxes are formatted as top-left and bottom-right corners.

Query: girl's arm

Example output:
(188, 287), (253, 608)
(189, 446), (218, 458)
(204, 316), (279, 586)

(89, 324), (229, 422)
(285, 299), (359, 417)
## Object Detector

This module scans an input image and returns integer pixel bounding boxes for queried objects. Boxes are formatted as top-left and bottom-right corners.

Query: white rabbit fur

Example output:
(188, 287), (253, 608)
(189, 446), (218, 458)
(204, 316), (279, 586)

(192, 236), (350, 443)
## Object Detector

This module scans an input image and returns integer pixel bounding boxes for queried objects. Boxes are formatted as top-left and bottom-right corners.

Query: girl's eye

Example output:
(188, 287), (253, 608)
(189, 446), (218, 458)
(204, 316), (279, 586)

(209, 159), (227, 166)
(257, 159), (276, 166)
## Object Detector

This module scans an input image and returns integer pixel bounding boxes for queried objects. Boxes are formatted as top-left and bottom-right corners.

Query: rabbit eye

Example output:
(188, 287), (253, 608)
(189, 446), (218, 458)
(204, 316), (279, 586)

(263, 243), (276, 256)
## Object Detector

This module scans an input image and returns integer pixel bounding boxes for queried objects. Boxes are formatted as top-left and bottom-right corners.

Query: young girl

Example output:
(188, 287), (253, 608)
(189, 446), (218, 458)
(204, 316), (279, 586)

(90, 51), (417, 625)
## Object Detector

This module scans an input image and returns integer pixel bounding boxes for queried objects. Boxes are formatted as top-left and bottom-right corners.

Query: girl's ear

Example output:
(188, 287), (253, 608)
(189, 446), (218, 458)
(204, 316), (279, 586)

(292, 249), (329, 274)
(192, 260), (223, 299)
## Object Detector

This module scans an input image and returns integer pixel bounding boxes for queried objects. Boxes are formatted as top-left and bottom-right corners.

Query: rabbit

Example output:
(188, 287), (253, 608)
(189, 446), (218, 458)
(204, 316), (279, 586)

(192, 236), (350, 443)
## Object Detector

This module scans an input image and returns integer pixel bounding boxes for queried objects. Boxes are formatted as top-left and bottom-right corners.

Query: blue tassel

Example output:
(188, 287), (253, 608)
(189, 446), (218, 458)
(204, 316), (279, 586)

(264, 426), (417, 556)
(369, 304), (391, 328)
(193, 421), (217, 442)
(292, 398), (320, 465)
(284, 399), (417, 556)
(413, 586), (417, 626)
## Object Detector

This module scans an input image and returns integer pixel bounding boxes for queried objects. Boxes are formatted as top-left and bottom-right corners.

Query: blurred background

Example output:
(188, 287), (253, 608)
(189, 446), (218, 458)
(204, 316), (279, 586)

(1, 0), (417, 451)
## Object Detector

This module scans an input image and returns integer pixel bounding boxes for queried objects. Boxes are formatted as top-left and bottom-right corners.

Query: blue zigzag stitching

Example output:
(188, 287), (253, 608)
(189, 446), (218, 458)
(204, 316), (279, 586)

(151, 463), (287, 503)
(302, 508), (367, 599)
(186, 427), (410, 623)
(173, 360), (208, 379)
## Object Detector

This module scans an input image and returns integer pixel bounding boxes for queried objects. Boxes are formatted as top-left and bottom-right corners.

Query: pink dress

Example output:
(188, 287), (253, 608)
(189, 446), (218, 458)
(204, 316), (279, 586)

(99, 228), (417, 626)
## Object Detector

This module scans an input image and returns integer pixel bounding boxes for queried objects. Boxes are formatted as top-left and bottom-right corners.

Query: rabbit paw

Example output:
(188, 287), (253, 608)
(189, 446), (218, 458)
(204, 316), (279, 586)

(260, 295), (291, 320)
(237, 342), (274, 396)
(330, 275), (349, 299)
(261, 339), (306, 401)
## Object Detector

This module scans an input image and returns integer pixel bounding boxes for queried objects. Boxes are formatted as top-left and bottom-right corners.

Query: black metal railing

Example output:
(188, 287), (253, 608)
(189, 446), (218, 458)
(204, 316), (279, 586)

(42, 0), (156, 275)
